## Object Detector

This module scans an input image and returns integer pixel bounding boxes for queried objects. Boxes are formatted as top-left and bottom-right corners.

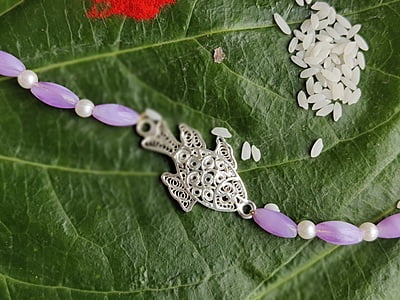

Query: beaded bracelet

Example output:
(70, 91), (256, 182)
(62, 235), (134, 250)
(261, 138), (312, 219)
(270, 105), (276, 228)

(1, 50), (399, 246)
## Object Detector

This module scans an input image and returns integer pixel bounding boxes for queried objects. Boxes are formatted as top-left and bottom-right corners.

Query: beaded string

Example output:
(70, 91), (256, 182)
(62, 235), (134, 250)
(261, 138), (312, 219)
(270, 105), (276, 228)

(1, 50), (400, 246)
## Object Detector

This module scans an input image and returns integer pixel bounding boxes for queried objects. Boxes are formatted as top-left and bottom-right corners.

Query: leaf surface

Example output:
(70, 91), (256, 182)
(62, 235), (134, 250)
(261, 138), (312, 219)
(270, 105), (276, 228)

(0, 0), (23, 16)
(0, 0), (399, 299)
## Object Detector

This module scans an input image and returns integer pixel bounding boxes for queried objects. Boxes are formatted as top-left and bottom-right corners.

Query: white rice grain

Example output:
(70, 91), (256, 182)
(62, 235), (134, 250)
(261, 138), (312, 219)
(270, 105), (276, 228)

(343, 87), (352, 104)
(313, 81), (323, 94)
(332, 82), (344, 100)
(341, 76), (357, 90)
(264, 203), (280, 212)
(306, 77), (315, 95)
(241, 142), (251, 161)
(327, 7), (336, 24)
(294, 29), (306, 40)
(351, 66), (361, 85)
(343, 55), (356, 68)
(309, 42), (322, 57)
(288, 37), (299, 53)
(326, 26), (341, 40)
(330, 53), (341, 65)
(274, 13), (292, 35)
(355, 34), (369, 51)
(349, 88), (361, 105)
(336, 14), (352, 29)
(310, 138), (324, 158)
(295, 0), (305, 6)
(334, 22), (347, 36)
(211, 127), (232, 138)
(317, 7), (330, 20)
(296, 50), (305, 59)
(316, 103), (334, 116)
(316, 19), (330, 31)
(305, 0), (312, 4)
(291, 55), (308, 68)
(297, 90), (309, 109)
(357, 51), (366, 70)
(323, 57), (332, 69)
(251, 145), (261, 162)
(347, 24), (361, 39)
(344, 42), (358, 56)
(333, 102), (342, 121)
(300, 67), (320, 78)
(308, 93), (326, 103)
(311, 14), (320, 30)
(304, 56), (323, 65)
(341, 64), (352, 79)
(303, 32), (315, 50)
(301, 19), (312, 33)
(316, 72), (328, 87)
(322, 68), (341, 82)
(311, 2), (330, 11)
(321, 88), (332, 99)
(331, 42), (346, 55)
(312, 99), (331, 110)
(296, 43), (305, 52)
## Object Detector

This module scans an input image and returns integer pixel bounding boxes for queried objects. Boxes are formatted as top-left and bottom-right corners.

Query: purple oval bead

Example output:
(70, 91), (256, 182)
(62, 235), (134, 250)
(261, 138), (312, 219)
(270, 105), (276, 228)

(31, 82), (79, 108)
(377, 213), (400, 238)
(316, 221), (363, 245)
(92, 104), (139, 127)
(253, 208), (297, 238)
(0, 50), (26, 77)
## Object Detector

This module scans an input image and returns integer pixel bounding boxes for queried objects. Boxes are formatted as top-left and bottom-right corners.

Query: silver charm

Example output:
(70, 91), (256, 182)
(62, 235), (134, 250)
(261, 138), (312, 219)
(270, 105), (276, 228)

(136, 114), (256, 219)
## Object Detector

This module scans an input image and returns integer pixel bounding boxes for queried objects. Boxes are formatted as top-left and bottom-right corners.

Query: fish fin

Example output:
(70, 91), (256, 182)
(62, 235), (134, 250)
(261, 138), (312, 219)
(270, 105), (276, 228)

(179, 124), (206, 149)
(161, 172), (197, 212)
(215, 137), (237, 170)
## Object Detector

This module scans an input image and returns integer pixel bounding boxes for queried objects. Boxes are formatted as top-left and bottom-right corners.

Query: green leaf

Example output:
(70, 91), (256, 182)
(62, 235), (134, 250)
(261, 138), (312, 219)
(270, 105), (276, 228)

(0, 0), (23, 17)
(0, 0), (399, 299)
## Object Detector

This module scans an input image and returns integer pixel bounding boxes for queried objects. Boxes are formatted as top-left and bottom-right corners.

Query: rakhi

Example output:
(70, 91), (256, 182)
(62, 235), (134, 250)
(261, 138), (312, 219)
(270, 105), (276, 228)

(1, 50), (400, 246)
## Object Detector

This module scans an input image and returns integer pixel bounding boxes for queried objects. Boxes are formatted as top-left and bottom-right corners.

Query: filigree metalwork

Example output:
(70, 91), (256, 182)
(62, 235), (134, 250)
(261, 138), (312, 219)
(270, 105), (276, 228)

(136, 114), (256, 219)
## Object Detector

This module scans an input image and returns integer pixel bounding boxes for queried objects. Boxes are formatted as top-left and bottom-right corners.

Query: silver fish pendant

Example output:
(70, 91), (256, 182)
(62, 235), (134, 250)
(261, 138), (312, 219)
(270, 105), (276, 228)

(136, 114), (256, 219)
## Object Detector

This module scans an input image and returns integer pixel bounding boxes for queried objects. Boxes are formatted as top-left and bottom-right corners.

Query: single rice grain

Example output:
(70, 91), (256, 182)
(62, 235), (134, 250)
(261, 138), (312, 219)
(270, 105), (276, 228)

(336, 14), (352, 29)
(211, 127), (232, 138)
(297, 90), (309, 109)
(333, 102), (342, 121)
(288, 37), (299, 53)
(316, 103), (334, 116)
(300, 67), (320, 78)
(355, 34), (369, 51)
(274, 13), (292, 35)
(241, 142), (251, 161)
(291, 55), (308, 68)
(251, 145), (261, 162)
(310, 138), (324, 158)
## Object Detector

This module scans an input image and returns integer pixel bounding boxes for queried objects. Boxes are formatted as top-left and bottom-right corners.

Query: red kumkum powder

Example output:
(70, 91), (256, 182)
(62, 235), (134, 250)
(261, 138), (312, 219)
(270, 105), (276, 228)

(87, 0), (176, 21)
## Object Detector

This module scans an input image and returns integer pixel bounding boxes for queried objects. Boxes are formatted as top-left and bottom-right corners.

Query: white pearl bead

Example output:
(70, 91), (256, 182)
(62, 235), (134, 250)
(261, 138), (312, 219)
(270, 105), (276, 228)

(298, 220), (316, 239)
(17, 70), (38, 89)
(75, 99), (94, 118)
(264, 203), (280, 212)
(359, 222), (379, 242)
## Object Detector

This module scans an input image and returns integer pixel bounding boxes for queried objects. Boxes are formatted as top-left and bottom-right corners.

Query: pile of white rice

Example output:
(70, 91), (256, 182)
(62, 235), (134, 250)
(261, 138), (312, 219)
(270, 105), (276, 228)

(274, 1), (368, 122)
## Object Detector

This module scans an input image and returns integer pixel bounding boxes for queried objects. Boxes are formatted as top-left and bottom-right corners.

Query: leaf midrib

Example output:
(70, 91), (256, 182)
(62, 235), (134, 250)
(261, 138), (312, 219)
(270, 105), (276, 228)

(0, 107), (397, 177)
(1, 0), (398, 83)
